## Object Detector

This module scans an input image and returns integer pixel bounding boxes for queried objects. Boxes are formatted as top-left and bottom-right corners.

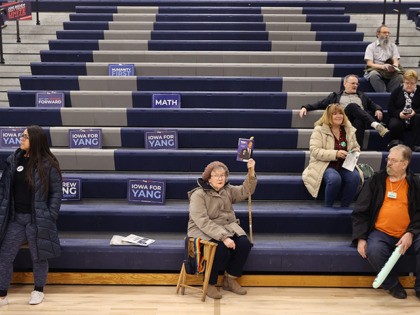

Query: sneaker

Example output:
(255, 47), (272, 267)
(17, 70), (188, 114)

(375, 124), (390, 137)
(29, 291), (44, 305)
(0, 296), (8, 306)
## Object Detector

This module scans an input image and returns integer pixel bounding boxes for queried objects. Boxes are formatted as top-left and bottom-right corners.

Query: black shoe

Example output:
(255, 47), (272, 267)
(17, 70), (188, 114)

(416, 291), (420, 300)
(388, 283), (407, 299)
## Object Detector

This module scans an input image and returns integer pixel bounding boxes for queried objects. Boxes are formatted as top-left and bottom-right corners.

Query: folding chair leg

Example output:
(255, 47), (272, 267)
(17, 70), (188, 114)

(176, 264), (186, 295)
(201, 246), (217, 302)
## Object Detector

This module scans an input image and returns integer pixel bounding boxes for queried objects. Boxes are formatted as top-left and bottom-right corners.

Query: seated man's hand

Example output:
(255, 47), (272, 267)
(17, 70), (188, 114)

(299, 107), (307, 118)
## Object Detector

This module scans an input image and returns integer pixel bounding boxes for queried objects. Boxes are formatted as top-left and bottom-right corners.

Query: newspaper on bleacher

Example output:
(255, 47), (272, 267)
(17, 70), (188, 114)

(110, 234), (155, 247)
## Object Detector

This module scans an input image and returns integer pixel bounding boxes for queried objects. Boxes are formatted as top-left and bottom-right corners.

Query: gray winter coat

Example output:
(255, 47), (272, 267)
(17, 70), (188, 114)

(187, 174), (257, 241)
(0, 149), (62, 260)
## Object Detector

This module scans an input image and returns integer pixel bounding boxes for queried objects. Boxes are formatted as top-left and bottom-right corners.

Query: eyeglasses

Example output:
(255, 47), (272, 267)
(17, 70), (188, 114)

(385, 158), (404, 164)
(19, 133), (29, 140)
(211, 174), (226, 179)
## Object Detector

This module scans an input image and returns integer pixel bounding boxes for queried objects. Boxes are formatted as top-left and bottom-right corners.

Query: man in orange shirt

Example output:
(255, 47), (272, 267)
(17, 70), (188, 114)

(352, 144), (420, 299)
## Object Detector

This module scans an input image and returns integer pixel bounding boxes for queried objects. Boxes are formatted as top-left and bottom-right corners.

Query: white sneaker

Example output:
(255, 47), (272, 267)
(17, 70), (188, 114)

(29, 291), (44, 305)
(0, 296), (8, 306)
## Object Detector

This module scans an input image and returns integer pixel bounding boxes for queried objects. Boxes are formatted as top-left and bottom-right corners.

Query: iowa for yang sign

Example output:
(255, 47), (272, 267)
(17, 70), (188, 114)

(68, 129), (102, 149)
(145, 130), (178, 149)
(0, 127), (25, 148)
(127, 179), (166, 204)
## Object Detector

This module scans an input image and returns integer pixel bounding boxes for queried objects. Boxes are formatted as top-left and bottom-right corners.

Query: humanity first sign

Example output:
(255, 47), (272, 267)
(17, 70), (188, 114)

(108, 64), (135, 76)
(0, 127), (25, 148)
(68, 129), (102, 149)
(127, 179), (166, 204)
(62, 178), (82, 201)
(145, 130), (178, 149)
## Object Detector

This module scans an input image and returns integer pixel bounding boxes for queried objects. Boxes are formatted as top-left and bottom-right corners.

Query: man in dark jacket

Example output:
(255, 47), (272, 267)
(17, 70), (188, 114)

(299, 74), (389, 148)
(352, 144), (420, 300)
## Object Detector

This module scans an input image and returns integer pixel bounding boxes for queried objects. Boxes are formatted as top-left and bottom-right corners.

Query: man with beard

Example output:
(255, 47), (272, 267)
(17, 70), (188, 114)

(364, 25), (403, 92)
(299, 74), (389, 148)
(352, 144), (420, 300)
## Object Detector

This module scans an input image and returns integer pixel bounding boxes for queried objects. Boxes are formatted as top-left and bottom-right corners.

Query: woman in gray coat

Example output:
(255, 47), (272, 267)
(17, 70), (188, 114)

(0, 125), (62, 306)
(187, 159), (257, 299)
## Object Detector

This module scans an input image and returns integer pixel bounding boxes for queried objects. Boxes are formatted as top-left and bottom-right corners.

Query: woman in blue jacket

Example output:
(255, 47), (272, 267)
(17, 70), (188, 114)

(0, 125), (62, 306)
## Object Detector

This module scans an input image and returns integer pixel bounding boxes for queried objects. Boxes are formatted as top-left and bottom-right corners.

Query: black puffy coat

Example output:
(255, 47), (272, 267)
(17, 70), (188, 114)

(0, 149), (62, 260)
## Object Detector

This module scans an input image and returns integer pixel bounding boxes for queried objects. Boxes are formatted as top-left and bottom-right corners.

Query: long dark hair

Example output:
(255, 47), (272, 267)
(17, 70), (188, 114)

(25, 125), (61, 196)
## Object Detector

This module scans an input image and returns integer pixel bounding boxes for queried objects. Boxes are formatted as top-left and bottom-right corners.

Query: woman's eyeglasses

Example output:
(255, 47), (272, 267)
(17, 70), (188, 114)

(19, 133), (29, 140)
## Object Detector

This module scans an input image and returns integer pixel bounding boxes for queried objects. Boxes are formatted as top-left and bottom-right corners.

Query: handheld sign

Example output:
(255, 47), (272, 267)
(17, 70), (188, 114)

(68, 129), (102, 149)
(236, 137), (254, 162)
(62, 178), (82, 201)
(0, 127), (25, 148)
(152, 94), (181, 108)
(127, 179), (166, 204)
(372, 245), (402, 289)
(108, 64), (135, 76)
(145, 130), (178, 150)
(36, 91), (65, 108)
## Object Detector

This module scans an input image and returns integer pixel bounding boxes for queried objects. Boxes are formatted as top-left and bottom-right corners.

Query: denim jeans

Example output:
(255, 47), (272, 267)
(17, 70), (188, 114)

(322, 167), (360, 207)
(366, 229), (420, 291)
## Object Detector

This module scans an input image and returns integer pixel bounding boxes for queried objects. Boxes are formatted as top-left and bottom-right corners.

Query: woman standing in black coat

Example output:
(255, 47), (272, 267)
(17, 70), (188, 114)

(0, 125), (62, 306)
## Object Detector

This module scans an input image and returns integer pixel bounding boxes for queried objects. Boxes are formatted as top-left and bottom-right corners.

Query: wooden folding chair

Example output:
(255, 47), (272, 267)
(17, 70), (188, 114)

(176, 238), (218, 302)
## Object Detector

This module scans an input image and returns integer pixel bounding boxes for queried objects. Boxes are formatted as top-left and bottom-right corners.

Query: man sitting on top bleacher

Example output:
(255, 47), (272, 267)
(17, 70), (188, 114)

(364, 25), (403, 93)
(299, 74), (389, 148)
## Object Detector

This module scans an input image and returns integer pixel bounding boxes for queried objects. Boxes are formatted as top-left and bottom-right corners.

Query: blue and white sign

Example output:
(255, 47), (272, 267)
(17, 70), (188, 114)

(68, 129), (102, 149)
(0, 127), (25, 148)
(36, 91), (65, 108)
(108, 64), (135, 76)
(62, 178), (82, 201)
(152, 94), (181, 108)
(127, 179), (166, 204)
(145, 130), (178, 150)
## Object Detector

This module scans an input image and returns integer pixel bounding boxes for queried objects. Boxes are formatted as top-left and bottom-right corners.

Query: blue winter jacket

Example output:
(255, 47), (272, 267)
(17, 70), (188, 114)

(0, 149), (62, 260)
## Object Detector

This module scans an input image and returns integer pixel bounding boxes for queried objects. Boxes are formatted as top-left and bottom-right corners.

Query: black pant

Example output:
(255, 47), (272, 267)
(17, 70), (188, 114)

(344, 103), (376, 148)
(388, 114), (420, 147)
(209, 235), (252, 284)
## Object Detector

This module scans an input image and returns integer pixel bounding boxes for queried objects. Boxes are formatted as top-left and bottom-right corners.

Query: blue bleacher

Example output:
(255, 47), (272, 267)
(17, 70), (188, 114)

(8, 1), (418, 279)
(7, 90), (391, 110)
(62, 21), (358, 31)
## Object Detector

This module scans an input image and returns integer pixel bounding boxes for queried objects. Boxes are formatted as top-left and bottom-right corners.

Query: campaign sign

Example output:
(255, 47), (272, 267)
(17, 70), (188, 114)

(0, 127), (25, 148)
(68, 129), (102, 149)
(2, 1), (32, 21)
(108, 64), (135, 76)
(145, 130), (178, 150)
(127, 179), (166, 204)
(236, 138), (254, 162)
(62, 178), (82, 201)
(152, 94), (181, 108)
(36, 92), (65, 108)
